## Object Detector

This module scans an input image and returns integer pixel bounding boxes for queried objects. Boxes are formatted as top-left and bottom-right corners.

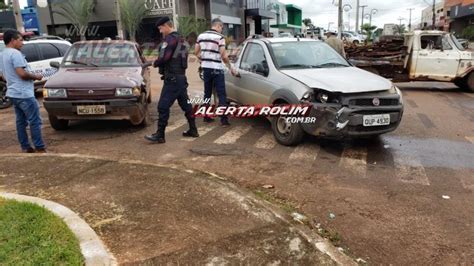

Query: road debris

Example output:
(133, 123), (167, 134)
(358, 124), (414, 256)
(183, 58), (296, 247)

(262, 184), (275, 189)
(442, 195), (451, 200)
(329, 213), (336, 220)
(291, 212), (308, 224)
(356, 258), (367, 264)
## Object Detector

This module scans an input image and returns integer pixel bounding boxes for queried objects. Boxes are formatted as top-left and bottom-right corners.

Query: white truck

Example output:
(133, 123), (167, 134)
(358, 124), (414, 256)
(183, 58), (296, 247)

(349, 30), (474, 92)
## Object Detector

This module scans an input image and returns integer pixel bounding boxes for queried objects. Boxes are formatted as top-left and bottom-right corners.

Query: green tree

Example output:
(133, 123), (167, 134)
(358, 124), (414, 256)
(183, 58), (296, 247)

(361, 23), (377, 41)
(393, 24), (406, 36)
(462, 25), (474, 41)
(177, 16), (209, 47)
(54, 0), (96, 41)
(303, 18), (313, 27)
(119, 0), (150, 42)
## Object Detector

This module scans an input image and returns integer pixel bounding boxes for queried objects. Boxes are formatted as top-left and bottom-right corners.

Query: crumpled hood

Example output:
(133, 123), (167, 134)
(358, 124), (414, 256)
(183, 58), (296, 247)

(45, 67), (143, 88)
(281, 67), (392, 93)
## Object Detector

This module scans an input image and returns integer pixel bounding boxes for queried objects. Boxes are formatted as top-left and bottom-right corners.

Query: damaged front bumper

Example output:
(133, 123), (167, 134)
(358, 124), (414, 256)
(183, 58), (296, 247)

(301, 95), (404, 138)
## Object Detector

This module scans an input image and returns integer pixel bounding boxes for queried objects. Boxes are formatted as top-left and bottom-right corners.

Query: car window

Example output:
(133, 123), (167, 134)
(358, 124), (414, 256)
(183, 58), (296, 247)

(271, 41), (349, 69)
(37, 43), (61, 60)
(63, 42), (141, 67)
(240, 43), (267, 74)
(52, 43), (71, 56)
(21, 43), (40, 62)
(420, 35), (452, 50)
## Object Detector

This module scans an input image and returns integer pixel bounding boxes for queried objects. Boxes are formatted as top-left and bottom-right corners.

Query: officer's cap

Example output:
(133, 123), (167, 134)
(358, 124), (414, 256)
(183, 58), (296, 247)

(155, 17), (171, 27)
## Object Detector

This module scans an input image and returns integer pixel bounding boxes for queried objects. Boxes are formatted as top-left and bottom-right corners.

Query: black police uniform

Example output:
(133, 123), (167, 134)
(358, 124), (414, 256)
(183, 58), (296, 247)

(145, 18), (198, 143)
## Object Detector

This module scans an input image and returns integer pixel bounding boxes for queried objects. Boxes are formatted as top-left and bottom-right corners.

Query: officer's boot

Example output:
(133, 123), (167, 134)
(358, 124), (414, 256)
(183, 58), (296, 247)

(183, 117), (199, 138)
(145, 127), (166, 143)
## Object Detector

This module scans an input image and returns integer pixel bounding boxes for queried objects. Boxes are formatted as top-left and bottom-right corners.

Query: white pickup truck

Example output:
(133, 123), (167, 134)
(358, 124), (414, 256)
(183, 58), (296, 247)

(349, 30), (474, 92)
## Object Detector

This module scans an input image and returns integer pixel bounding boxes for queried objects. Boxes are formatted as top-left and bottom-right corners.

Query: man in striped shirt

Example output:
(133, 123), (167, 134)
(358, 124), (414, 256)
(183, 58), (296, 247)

(195, 18), (237, 127)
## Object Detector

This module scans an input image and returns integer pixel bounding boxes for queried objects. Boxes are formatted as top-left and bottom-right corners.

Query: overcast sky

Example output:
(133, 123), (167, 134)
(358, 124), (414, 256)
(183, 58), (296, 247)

(19, 0), (443, 30)
(279, 0), (444, 30)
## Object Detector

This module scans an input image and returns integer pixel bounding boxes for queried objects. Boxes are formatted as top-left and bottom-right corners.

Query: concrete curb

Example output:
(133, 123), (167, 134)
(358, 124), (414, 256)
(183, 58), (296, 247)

(0, 192), (117, 266)
(0, 153), (355, 265)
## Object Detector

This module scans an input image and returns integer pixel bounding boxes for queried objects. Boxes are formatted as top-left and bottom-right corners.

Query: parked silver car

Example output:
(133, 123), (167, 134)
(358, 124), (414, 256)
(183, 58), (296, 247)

(225, 37), (404, 146)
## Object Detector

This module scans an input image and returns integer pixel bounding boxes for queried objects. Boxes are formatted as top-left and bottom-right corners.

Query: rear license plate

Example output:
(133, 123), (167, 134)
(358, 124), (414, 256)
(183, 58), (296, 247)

(77, 105), (106, 115)
(363, 114), (390, 127)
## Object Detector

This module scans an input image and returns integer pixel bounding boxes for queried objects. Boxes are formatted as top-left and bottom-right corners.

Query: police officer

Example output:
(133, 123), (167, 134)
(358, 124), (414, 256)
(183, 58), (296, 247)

(145, 17), (199, 143)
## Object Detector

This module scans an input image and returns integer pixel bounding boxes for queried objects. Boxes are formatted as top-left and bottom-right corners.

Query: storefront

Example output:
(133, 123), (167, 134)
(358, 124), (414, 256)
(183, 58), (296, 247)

(449, 3), (474, 34)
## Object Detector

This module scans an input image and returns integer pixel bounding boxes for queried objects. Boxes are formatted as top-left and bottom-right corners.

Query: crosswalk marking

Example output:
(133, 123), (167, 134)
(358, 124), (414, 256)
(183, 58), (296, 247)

(214, 126), (251, 145)
(339, 147), (367, 177)
(289, 143), (319, 161)
(254, 133), (277, 150)
(394, 155), (430, 186)
(181, 125), (217, 142)
(465, 136), (474, 144)
(166, 119), (187, 133)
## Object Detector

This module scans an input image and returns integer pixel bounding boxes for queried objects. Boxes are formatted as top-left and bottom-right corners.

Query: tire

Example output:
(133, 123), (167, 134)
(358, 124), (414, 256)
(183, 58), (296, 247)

(466, 72), (474, 92)
(49, 115), (69, 130)
(131, 93), (149, 127)
(454, 78), (467, 89)
(271, 114), (304, 146)
(0, 81), (12, 109)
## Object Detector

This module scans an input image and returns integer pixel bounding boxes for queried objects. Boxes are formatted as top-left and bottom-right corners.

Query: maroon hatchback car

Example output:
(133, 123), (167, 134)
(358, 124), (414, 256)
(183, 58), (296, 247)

(43, 40), (152, 130)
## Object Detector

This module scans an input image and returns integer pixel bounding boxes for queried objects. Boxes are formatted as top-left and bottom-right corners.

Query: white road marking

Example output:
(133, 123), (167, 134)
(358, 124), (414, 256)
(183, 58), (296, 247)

(394, 154), (430, 186)
(465, 136), (474, 144)
(289, 143), (319, 161)
(254, 133), (277, 150)
(214, 126), (251, 145)
(181, 125), (217, 142)
(166, 119), (187, 133)
(339, 147), (367, 177)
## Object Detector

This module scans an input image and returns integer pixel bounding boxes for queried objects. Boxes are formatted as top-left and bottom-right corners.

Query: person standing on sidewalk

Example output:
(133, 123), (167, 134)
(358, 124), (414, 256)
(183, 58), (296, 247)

(0, 29), (45, 153)
(195, 18), (237, 127)
(145, 17), (199, 144)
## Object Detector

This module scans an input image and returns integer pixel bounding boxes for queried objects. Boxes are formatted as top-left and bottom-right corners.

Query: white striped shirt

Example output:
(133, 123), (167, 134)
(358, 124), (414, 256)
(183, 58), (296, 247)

(197, 30), (226, 70)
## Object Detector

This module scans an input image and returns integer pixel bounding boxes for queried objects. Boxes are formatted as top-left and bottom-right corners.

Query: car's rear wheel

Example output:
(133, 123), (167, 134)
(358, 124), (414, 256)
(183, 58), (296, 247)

(48, 115), (69, 130)
(0, 81), (12, 109)
(271, 114), (304, 146)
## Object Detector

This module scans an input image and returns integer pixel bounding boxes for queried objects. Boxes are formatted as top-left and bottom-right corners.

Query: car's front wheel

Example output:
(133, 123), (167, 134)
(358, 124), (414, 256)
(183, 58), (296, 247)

(49, 115), (69, 130)
(0, 81), (12, 109)
(271, 115), (304, 146)
(466, 72), (474, 92)
(130, 92), (149, 127)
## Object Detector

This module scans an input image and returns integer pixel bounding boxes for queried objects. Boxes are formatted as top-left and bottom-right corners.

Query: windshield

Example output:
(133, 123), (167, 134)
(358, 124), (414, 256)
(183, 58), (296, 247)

(63, 42), (141, 67)
(450, 35), (466, 51)
(271, 42), (350, 69)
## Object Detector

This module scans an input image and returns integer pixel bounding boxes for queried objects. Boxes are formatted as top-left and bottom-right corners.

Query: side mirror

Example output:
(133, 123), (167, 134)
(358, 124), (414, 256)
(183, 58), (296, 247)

(142, 61), (153, 68)
(50, 61), (60, 68)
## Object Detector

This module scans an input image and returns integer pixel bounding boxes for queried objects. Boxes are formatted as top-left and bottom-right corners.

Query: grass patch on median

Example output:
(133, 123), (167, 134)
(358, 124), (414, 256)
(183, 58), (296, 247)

(0, 198), (84, 265)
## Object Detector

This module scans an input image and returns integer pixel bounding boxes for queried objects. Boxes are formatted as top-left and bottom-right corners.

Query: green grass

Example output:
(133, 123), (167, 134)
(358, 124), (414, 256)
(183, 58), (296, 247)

(0, 198), (84, 265)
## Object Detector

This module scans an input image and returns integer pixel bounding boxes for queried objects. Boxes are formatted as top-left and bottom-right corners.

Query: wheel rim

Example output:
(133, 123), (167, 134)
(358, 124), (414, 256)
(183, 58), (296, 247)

(0, 85), (10, 107)
(276, 116), (291, 136)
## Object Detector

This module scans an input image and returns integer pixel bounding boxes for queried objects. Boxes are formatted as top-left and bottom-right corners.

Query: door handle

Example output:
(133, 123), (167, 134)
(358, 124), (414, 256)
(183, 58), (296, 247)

(419, 53), (428, 56)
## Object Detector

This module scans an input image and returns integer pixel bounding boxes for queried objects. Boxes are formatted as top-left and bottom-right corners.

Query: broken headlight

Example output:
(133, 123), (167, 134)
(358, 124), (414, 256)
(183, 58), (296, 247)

(316, 90), (339, 104)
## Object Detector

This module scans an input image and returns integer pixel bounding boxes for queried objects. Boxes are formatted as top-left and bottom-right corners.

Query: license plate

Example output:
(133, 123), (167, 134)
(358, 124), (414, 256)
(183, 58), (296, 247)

(77, 105), (106, 115)
(363, 114), (391, 127)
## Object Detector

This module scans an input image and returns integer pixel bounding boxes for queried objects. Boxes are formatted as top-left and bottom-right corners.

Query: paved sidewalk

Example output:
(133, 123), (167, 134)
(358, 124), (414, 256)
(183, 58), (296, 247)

(0, 154), (351, 265)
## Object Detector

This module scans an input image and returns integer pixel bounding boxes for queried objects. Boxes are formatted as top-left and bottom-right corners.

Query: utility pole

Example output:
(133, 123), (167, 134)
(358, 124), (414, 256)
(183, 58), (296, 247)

(115, 0), (124, 39)
(355, 0), (360, 34)
(47, 0), (56, 35)
(432, 0), (436, 30)
(360, 5), (368, 32)
(12, 0), (24, 33)
(337, 0), (343, 39)
(407, 8), (414, 32)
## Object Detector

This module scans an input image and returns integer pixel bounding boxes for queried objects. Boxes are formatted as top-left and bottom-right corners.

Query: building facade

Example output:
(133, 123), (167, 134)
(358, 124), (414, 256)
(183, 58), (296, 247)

(444, 0), (474, 34)
(421, 1), (445, 30)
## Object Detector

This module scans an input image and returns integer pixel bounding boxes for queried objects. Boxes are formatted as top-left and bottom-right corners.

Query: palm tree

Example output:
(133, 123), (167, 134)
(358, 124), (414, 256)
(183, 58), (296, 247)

(119, 0), (150, 42)
(55, 0), (96, 41)
(361, 23), (377, 42)
(393, 24), (406, 36)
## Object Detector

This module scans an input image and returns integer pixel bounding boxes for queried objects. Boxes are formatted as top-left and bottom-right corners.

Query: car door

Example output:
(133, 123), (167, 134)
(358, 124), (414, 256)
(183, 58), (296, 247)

(36, 43), (66, 80)
(137, 45), (151, 99)
(232, 42), (275, 105)
(21, 43), (41, 73)
(413, 34), (460, 80)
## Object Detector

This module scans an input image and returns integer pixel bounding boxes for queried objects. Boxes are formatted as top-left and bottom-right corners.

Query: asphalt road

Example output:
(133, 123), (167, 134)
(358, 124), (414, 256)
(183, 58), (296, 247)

(0, 62), (473, 264)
